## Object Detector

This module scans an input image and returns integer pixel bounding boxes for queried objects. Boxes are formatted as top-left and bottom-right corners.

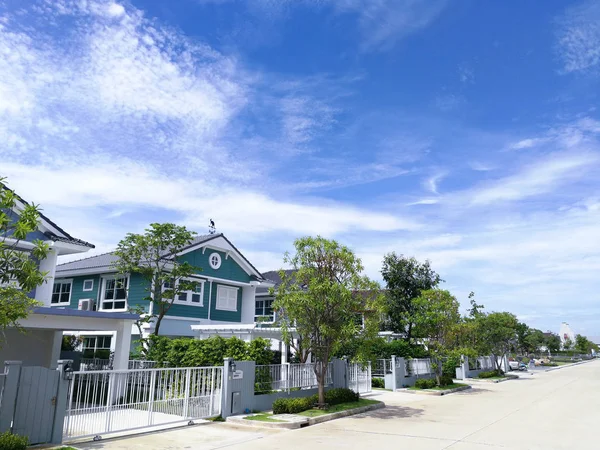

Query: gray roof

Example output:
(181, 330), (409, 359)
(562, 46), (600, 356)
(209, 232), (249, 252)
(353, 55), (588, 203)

(57, 233), (265, 279)
(256, 269), (297, 295)
(2, 183), (95, 249)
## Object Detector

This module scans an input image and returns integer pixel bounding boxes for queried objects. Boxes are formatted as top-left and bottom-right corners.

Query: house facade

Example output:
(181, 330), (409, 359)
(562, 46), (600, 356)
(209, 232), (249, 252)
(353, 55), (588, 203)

(54, 233), (274, 353)
(0, 184), (137, 369)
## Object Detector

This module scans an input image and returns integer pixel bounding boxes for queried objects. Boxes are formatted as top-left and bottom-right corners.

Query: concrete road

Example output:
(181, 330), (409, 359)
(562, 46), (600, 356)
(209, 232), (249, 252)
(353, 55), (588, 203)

(78, 360), (600, 450)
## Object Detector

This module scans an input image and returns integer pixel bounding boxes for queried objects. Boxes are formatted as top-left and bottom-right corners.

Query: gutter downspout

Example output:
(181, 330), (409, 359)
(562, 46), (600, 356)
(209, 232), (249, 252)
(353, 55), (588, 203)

(207, 280), (213, 322)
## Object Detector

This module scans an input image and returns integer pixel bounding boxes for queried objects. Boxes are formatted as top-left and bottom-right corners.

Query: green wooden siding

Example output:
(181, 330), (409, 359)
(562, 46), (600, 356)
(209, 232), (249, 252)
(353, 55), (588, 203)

(209, 282), (242, 322)
(178, 249), (251, 283)
(59, 275), (101, 309)
(127, 273), (149, 312)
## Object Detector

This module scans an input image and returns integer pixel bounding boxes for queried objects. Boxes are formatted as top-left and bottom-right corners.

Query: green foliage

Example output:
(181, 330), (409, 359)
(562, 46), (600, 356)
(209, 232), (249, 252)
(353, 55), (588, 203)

(371, 377), (385, 388)
(274, 236), (384, 404)
(414, 378), (437, 389)
(61, 334), (82, 351)
(272, 389), (358, 414)
(0, 179), (47, 344)
(544, 333), (561, 353)
(475, 312), (519, 371)
(381, 253), (442, 340)
(563, 337), (573, 351)
(521, 357), (530, 364)
(145, 335), (273, 367)
(0, 431), (28, 450)
(439, 374), (454, 386)
(575, 334), (595, 354)
(442, 356), (460, 378)
(113, 223), (198, 336)
(478, 370), (503, 379)
(333, 337), (428, 361)
(412, 289), (461, 384)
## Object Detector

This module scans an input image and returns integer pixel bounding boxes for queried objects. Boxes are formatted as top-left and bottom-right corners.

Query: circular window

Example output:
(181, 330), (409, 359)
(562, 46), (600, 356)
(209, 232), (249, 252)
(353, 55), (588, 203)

(209, 253), (222, 269)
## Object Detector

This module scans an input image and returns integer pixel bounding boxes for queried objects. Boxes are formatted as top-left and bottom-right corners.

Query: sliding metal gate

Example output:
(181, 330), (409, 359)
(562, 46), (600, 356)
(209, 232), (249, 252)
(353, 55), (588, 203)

(348, 362), (372, 395)
(63, 366), (223, 442)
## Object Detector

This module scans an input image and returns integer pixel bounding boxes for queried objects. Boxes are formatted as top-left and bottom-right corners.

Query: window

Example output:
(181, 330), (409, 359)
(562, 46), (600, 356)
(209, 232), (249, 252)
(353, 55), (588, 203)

(82, 335), (112, 352)
(83, 279), (94, 291)
(209, 253), (222, 269)
(101, 276), (128, 310)
(168, 280), (204, 306)
(51, 280), (72, 305)
(216, 285), (238, 311)
(255, 298), (274, 322)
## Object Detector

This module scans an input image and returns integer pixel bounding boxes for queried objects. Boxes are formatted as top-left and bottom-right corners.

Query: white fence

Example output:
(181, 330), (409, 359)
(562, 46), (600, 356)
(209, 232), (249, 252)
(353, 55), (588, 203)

(63, 366), (222, 442)
(405, 358), (434, 377)
(348, 362), (371, 394)
(79, 359), (160, 371)
(372, 359), (392, 378)
(477, 356), (494, 371)
(254, 363), (333, 393)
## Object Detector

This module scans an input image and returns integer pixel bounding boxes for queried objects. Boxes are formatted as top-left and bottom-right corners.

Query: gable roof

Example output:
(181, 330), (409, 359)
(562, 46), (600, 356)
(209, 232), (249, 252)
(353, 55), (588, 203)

(2, 183), (94, 250)
(56, 233), (266, 280)
(256, 269), (297, 295)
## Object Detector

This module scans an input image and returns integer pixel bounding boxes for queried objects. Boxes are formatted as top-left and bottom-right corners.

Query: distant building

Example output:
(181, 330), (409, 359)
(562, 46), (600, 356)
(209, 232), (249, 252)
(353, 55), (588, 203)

(559, 322), (576, 348)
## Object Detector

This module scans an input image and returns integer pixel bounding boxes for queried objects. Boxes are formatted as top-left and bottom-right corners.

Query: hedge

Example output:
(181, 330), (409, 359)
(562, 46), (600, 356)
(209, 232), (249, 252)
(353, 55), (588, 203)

(372, 377), (385, 389)
(0, 432), (28, 450)
(414, 378), (437, 389)
(272, 388), (359, 414)
(478, 370), (503, 379)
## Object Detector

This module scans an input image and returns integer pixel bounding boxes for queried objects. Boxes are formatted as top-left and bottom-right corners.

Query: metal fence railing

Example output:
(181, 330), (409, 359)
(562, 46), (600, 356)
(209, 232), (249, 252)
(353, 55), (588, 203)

(63, 366), (223, 442)
(254, 362), (333, 393)
(348, 362), (371, 394)
(372, 359), (392, 378)
(405, 358), (434, 377)
(79, 359), (160, 371)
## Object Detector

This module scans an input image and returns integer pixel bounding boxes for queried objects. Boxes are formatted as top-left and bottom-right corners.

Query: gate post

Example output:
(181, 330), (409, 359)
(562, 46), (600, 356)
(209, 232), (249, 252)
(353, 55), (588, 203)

(50, 360), (72, 444)
(391, 355), (397, 391)
(0, 361), (22, 433)
(220, 358), (232, 419)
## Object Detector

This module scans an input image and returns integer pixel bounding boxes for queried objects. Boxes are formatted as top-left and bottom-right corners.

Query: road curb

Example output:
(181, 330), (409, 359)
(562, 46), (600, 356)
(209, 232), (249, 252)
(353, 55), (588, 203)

(544, 359), (597, 372)
(399, 385), (472, 396)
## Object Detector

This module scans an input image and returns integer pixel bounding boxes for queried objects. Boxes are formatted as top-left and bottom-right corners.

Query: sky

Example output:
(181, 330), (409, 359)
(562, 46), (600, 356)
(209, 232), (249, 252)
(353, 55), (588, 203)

(1, 0), (600, 336)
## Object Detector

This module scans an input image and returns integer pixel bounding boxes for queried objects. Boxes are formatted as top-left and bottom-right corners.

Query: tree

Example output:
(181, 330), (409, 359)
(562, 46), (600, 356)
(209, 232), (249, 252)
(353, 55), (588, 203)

(544, 333), (561, 354)
(381, 253), (441, 341)
(563, 337), (573, 351)
(274, 236), (384, 405)
(515, 322), (530, 354)
(476, 312), (519, 373)
(0, 179), (49, 345)
(575, 334), (593, 354)
(523, 328), (545, 354)
(412, 289), (461, 385)
(113, 223), (199, 337)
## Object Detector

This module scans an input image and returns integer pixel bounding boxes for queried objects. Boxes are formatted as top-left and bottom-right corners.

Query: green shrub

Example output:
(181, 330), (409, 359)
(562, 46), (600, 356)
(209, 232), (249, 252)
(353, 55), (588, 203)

(325, 388), (359, 405)
(439, 374), (454, 386)
(372, 377), (385, 388)
(414, 378), (437, 389)
(442, 356), (460, 378)
(521, 357), (530, 364)
(0, 431), (28, 450)
(478, 370), (503, 379)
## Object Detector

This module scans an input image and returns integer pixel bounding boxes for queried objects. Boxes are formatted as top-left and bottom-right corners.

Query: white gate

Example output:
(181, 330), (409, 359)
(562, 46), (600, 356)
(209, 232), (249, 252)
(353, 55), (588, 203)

(63, 366), (223, 442)
(348, 362), (371, 395)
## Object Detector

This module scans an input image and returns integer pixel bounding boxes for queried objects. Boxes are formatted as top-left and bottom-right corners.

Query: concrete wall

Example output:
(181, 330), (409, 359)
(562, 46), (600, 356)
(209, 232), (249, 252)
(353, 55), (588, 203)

(0, 329), (61, 368)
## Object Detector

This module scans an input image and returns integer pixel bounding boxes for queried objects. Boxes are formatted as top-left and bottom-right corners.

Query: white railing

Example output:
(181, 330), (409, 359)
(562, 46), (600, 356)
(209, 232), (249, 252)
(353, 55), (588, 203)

(254, 363), (333, 393)
(372, 359), (392, 378)
(477, 356), (494, 371)
(405, 358), (434, 377)
(63, 366), (223, 442)
(79, 359), (160, 371)
(348, 362), (371, 394)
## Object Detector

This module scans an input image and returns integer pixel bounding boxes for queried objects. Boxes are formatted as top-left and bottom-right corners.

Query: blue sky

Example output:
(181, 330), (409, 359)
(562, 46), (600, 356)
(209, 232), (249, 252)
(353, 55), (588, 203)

(2, 0), (600, 335)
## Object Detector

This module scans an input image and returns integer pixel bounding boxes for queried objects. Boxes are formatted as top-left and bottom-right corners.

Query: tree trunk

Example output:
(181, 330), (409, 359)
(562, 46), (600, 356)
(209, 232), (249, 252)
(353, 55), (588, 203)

(315, 359), (328, 406)
(154, 310), (165, 336)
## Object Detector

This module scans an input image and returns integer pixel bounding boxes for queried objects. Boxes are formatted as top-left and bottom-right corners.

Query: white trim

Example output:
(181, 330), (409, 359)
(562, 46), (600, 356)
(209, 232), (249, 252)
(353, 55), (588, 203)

(207, 281), (213, 321)
(82, 279), (94, 292)
(50, 278), (73, 306)
(215, 285), (239, 312)
(173, 280), (205, 307)
(98, 274), (130, 312)
(158, 315), (206, 322)
(56, 267), (119, 277)
(209, 252), (222, 269)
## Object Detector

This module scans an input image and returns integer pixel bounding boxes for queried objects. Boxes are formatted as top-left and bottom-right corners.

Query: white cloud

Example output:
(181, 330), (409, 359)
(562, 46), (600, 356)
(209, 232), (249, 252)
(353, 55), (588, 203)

(509, 137), (549, 150)
(556, 0), (600, 73)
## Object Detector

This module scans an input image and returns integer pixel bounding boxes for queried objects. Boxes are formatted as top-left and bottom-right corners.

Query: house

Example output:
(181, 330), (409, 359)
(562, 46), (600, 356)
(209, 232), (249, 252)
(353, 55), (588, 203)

(0, 184), (137, 369)
(54, 233), (274, 353)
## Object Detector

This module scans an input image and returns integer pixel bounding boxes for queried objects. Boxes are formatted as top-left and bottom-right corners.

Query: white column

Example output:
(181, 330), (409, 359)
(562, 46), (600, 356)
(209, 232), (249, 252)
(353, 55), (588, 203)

(281, 341), (288, 364)
(48, 330), (63, 369)
(35, 247), (58, 307)
(241, 285), (255, 324)
(113, 320), (132, 370)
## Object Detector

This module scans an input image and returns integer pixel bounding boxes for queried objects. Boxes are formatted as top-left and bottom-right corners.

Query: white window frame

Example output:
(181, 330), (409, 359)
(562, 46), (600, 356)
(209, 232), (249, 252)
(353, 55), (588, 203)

(254, 297), (275, 323)
(99, 274), (129, 312)
(82, 279), (94, 292)
(174, 280), (205, 307)
(216, 285), (238, 312)
(209, 252), (222, 269)
(51, 279), (73, 306)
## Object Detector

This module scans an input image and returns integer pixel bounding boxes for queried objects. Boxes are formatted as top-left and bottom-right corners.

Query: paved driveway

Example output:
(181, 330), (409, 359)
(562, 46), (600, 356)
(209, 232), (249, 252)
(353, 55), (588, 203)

(78, 360), (600, 450)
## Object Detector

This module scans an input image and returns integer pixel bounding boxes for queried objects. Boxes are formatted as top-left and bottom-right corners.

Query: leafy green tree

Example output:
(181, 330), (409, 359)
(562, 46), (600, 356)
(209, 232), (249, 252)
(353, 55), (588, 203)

(476, 312), (519, 373)
(563, 337), (573, 351)
(524, 328), (545, 354)
(113, 223), (198, 337)
(381, 253), (441, 341)
(274, 236), (384, 405)
(0, 179), (49, 344)
(515, 322), (530, 354)
(544, 333), (561, 354)
(412, 289), (461, 385)
(575, 334), (593, 354)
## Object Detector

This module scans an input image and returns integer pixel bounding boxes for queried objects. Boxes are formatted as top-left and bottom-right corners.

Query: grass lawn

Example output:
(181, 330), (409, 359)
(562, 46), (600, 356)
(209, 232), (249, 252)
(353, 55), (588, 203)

(296, 398), (381, 418)
(409, 383), (468, 391)
(244, 414), (286, 423)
